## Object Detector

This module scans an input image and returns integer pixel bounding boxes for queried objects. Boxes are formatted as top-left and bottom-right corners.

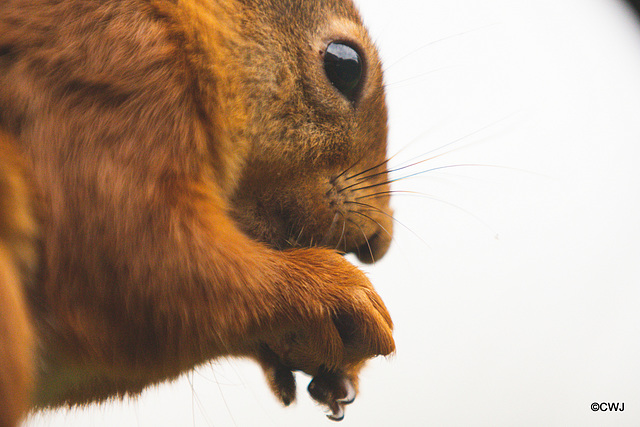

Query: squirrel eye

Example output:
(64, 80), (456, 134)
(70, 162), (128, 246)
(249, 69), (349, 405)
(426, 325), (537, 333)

(323, 42), (362, 102)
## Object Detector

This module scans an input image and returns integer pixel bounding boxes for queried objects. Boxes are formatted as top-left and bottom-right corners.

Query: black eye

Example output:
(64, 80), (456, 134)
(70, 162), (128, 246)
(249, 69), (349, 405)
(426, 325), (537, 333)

(323, 42), (363, 102)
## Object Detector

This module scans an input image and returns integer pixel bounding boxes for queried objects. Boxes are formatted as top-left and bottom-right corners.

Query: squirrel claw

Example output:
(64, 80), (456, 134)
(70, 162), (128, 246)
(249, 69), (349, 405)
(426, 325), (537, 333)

(308, 368), (356, 421)
(326, 401), (345, 421)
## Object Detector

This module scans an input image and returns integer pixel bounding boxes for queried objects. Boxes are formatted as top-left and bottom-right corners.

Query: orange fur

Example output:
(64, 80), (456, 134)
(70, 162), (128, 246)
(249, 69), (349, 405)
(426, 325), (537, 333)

(0, 132), (37, 427)
(0, 0), (395, 423)
(0, 247), (32, 427)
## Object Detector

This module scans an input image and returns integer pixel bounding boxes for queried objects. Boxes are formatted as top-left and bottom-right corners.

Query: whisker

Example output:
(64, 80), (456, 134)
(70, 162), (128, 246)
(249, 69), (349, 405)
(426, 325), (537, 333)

(343, 218), (348, 253)
(190, 371), (196, 427)
(361, 151), (457, 182)
(215, 361), (279, 427)
(338, 178), (371, 194)
(351, 150), (455, 186)
(382, 121), (449, 169)
(356, 190), (421, 201)
(346, 201), (390, 218)
(211, 369), (238, 427)
(347, 217), (375, 264)
(347, 204), (409, 246)
(347, 163), (519, 195)
(346, 156), (391, 181)
(356, 191), (498, 237)
(349, 224), (362, 259)
(382, 23), (500, 73)
(335, 151), (367, 181)
(294, 225), (305, 246)
(187, 371), (216, 427)
(382, 66), (459, 90)
(321, 212), (340, 246)
(348, 112), (522, 188)
(348, 207), (408, 255)
(388, 111), (522, 172)
(348, 209), (393, 242)
(334, 211), (348, 252)
(346, 118), (457, 185)
(351, 115), (466, 185)
(347, 204), (429, 248)
(391, 163), (533, 182)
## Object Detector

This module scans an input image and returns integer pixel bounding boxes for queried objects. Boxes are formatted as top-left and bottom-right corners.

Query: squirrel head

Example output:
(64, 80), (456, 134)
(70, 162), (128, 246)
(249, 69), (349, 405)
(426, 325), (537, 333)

(226, 0), (393, 263)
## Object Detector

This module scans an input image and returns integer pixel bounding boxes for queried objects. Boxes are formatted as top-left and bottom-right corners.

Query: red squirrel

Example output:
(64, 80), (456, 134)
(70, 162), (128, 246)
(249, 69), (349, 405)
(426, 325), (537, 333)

(0, 0), (395, 424)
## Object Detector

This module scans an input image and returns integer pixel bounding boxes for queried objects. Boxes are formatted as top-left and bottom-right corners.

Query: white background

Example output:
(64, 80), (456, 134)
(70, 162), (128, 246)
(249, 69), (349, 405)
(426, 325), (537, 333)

(26, 0), (640, 426)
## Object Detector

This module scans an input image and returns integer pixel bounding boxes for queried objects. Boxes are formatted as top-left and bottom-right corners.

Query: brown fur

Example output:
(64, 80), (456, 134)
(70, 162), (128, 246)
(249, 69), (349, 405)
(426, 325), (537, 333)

(0, 0), (394, 424)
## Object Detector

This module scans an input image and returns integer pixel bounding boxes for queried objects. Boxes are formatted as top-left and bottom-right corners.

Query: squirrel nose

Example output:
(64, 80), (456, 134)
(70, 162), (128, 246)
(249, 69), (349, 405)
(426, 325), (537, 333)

(353, 221), (393, 264)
